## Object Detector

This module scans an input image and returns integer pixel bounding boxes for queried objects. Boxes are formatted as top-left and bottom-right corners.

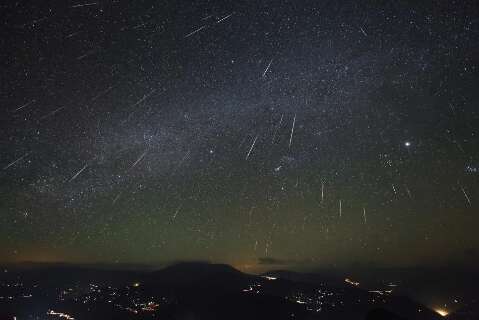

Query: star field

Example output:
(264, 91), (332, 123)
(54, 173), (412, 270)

(1, 0), (478, 270)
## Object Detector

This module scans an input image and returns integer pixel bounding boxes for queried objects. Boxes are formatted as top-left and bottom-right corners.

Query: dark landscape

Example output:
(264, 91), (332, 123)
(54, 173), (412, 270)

(1, 262), (478, 319)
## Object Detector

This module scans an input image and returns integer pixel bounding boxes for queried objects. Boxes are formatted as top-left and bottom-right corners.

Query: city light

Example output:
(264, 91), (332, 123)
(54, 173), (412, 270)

(47, 310), (75, 320)
(434, 308), (449, 317)
(344, 278), (360, 287)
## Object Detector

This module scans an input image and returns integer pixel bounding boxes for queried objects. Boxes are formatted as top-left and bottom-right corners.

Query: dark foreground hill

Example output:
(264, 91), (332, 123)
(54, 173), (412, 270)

(0, 262), (462, 320)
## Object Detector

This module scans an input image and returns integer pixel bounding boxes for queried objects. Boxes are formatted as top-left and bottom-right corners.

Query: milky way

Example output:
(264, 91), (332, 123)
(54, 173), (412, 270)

(1, 0), (478, 270)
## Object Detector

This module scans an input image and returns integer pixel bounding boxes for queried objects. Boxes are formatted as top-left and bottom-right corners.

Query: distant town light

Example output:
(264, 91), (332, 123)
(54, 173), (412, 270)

(434, 308), (449, 317)
(47, 310), (75, 320)
(132, 282), (140, 287)
(368, 289), (393, 295)
(344, 278), (360, 287)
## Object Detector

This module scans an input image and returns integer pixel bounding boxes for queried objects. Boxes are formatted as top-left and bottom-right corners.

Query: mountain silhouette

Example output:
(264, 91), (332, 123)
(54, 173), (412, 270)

(0, 262), (465, 320)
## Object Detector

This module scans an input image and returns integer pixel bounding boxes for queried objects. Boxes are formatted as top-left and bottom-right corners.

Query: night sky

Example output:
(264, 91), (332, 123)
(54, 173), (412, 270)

(1, 0), (478, 271)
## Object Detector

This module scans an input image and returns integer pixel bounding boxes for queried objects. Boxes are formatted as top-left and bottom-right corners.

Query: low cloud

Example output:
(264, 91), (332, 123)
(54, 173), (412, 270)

(257, 257), (292, 265)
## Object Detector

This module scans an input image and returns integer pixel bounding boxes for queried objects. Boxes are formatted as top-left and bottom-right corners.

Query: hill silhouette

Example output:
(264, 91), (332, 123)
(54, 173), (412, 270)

(0, 262), (463, 320)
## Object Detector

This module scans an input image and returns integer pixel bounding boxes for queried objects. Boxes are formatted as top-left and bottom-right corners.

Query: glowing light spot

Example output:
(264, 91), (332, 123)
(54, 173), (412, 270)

(344, 278), (360, 287)
(47, 310), (75, 320)
(434, 308), (449, 317)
